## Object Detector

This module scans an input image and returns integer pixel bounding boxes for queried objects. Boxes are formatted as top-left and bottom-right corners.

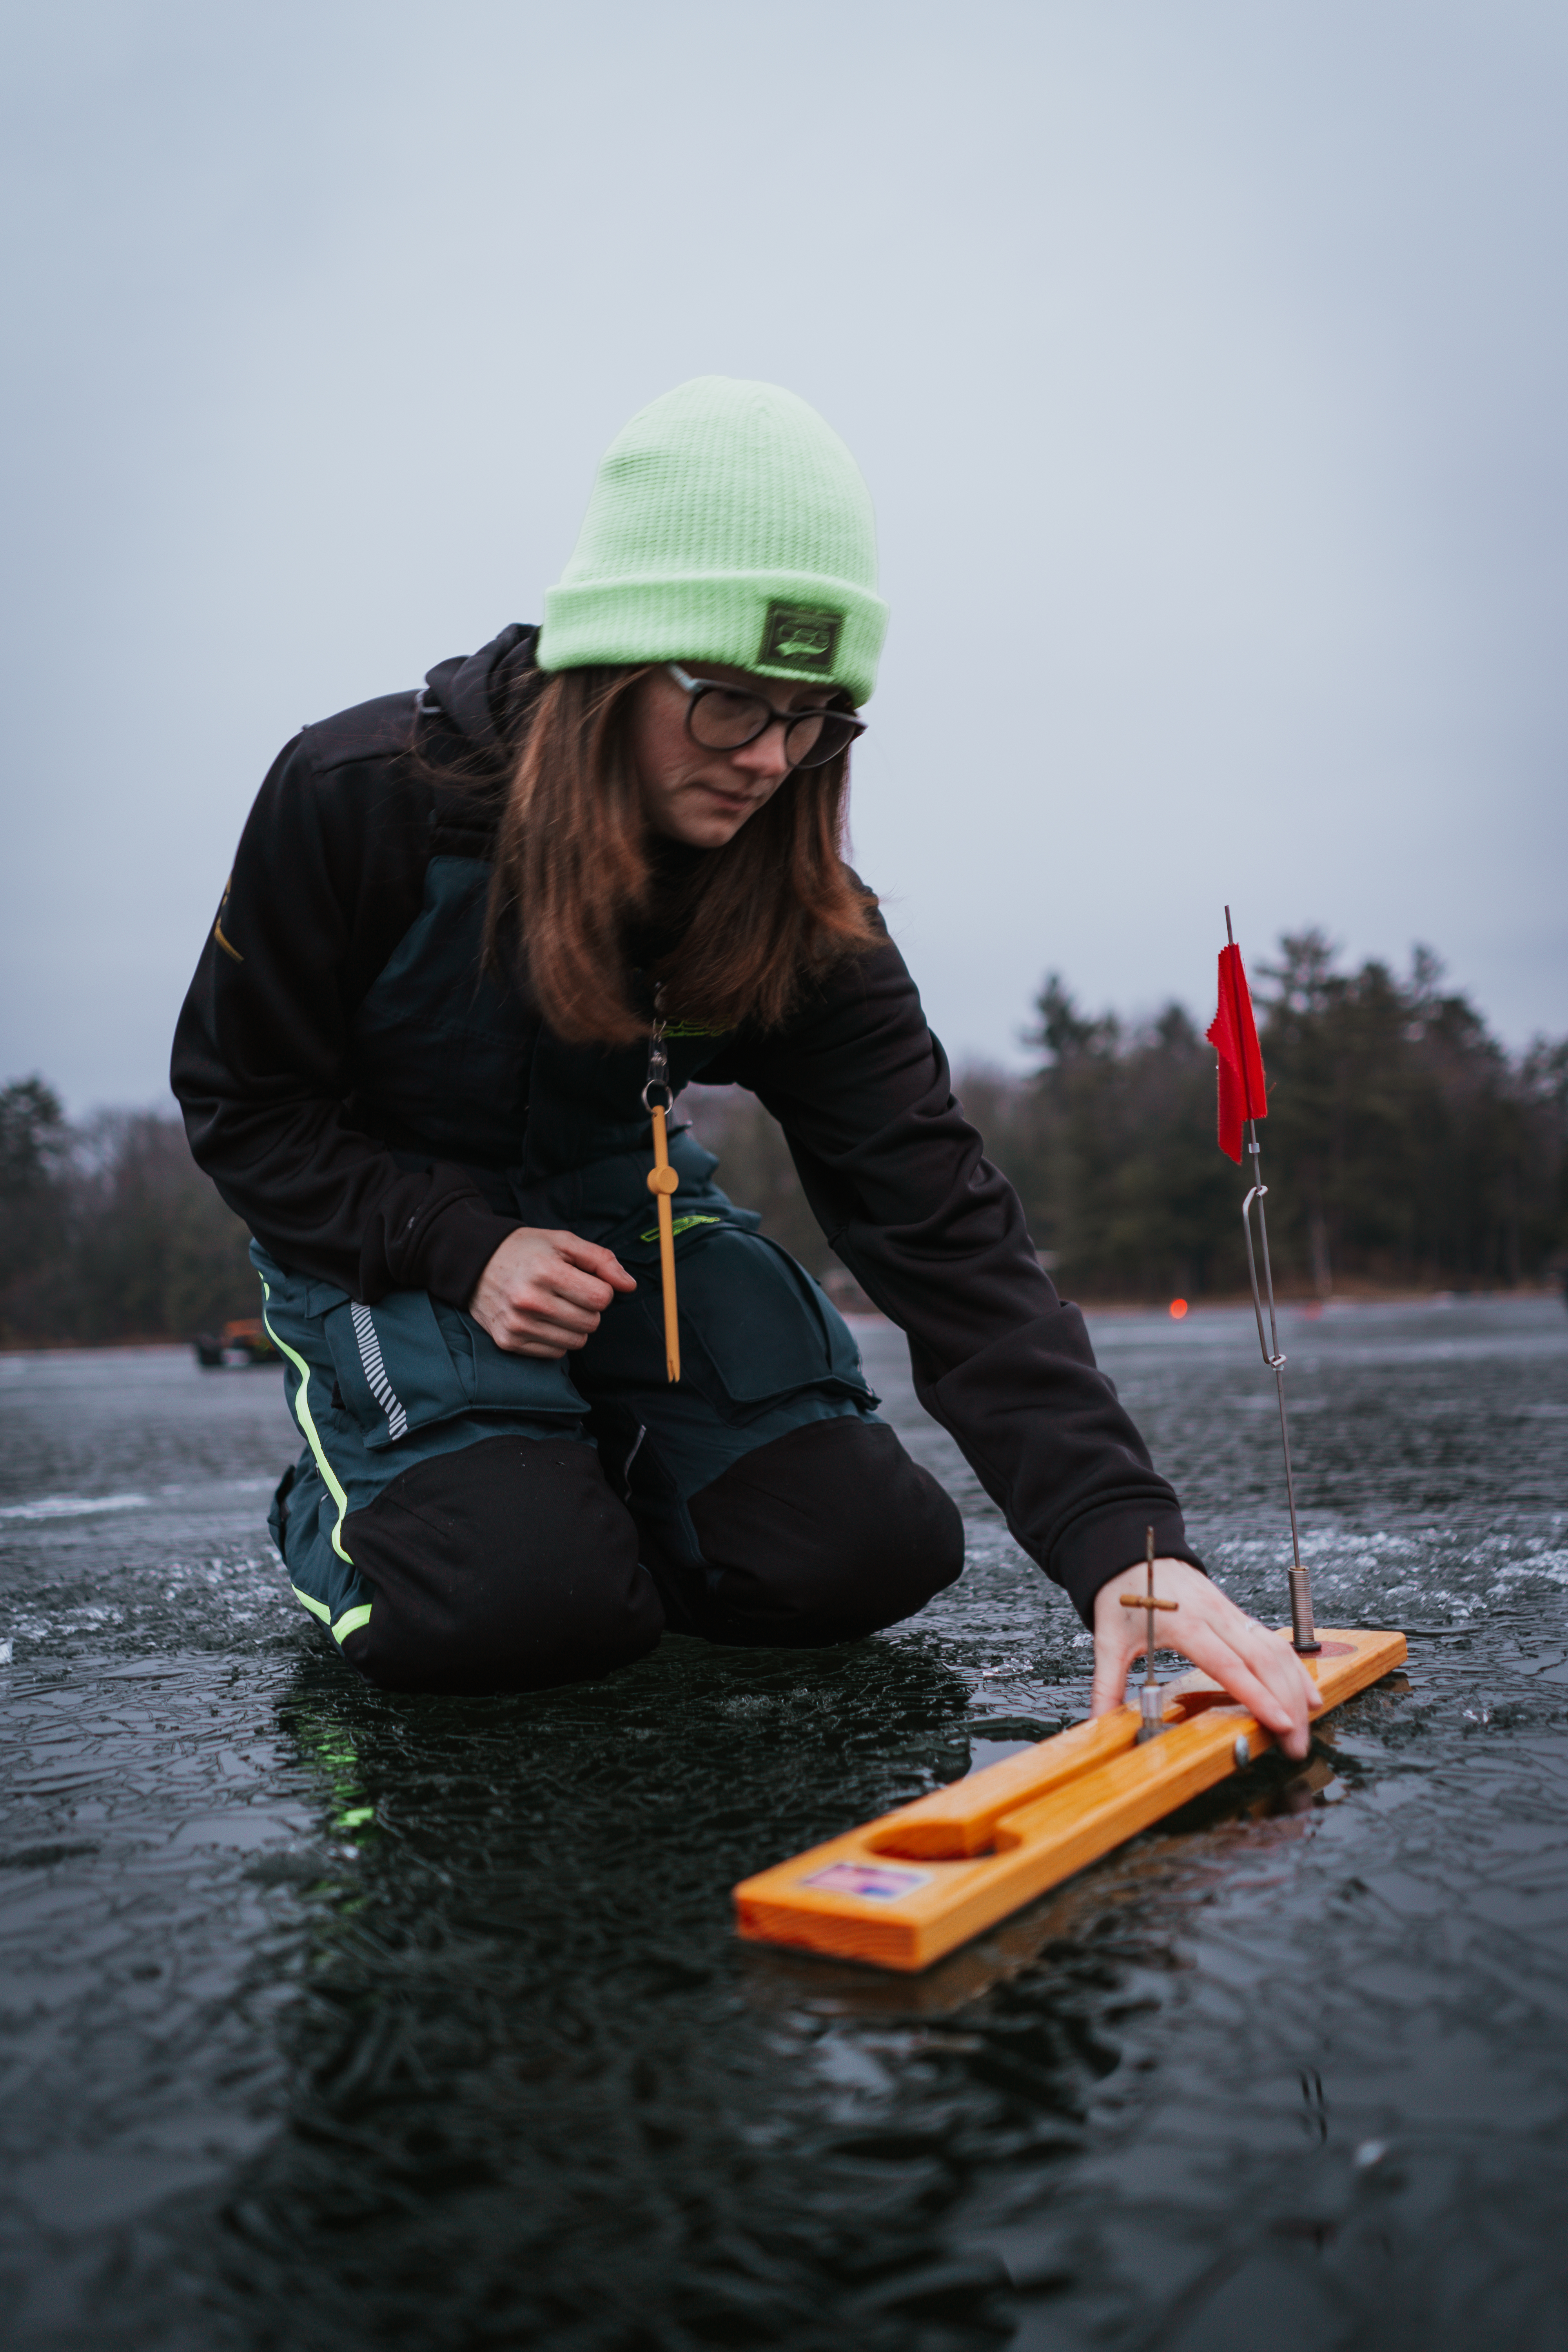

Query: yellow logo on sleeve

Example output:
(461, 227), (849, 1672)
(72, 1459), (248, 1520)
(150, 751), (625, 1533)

(213, 874), (243, 963)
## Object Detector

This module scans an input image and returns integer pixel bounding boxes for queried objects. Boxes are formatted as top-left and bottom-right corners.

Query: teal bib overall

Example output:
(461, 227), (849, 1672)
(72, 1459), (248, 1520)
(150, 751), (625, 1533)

(259, 855), (880, 1650)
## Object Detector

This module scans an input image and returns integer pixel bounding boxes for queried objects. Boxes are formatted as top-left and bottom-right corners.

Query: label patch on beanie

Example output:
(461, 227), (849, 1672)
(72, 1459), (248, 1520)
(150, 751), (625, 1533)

(759, 601), (841, 673)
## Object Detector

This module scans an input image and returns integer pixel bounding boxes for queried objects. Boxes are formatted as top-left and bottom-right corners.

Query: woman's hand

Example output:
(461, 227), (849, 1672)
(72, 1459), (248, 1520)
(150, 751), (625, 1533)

(469, 1229), (637, 1357)
(1091, 1559), (1323, 1761)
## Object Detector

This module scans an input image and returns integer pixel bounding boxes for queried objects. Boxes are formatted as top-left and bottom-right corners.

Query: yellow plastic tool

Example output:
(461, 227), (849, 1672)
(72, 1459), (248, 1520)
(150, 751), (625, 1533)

(733, 1625), (1406, 1971)
(646, 1102), (681, 1383)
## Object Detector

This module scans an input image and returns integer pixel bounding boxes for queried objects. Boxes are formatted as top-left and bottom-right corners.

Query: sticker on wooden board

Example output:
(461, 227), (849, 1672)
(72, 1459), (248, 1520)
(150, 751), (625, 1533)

(801, 1861), (931, 1902)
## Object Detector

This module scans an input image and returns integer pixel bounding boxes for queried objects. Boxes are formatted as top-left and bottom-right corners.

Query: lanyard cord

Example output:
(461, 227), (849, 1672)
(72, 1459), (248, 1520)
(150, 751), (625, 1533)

(642, 986), (681, 1382)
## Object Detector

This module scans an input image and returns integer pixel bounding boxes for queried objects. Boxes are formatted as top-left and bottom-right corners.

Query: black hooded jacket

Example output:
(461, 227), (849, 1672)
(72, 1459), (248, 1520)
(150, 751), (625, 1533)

(171, 625), (1202, 1621)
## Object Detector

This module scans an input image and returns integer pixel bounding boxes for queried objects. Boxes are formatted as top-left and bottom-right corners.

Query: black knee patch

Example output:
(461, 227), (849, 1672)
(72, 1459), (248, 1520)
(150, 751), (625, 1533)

(338, 1434), (662, 1694)
(683, 1417), (964, 1648)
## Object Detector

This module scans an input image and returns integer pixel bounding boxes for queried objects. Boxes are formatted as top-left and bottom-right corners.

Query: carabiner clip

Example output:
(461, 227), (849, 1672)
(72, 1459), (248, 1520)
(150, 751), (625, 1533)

(642, 986), (671, 1114)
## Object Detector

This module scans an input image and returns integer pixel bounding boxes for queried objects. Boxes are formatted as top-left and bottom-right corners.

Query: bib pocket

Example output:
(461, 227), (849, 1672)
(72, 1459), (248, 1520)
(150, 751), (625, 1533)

(324, 1288), (587, 1450)
(637, 1224), (877, 1423)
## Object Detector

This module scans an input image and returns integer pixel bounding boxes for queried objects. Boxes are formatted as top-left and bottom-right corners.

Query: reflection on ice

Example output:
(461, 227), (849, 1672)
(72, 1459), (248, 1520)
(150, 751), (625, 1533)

(0, 1492), (150, 1521)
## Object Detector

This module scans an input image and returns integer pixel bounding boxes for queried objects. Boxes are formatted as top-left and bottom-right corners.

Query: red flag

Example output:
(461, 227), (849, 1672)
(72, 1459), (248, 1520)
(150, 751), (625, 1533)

(1206, 943), (1267, 1162)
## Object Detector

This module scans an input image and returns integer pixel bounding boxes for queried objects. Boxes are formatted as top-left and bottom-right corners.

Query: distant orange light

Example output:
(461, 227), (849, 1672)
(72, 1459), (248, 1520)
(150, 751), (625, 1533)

(1169, 1298), (1189, 1320)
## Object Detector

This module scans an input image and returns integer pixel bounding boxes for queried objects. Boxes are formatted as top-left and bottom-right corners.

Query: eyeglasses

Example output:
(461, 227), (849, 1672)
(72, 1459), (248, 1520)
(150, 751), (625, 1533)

(666, 663), (865, 770)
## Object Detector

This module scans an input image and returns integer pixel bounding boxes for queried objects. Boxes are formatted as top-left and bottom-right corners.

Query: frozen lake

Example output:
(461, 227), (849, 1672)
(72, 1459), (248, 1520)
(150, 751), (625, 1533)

(3, 1295), (1567, 2349)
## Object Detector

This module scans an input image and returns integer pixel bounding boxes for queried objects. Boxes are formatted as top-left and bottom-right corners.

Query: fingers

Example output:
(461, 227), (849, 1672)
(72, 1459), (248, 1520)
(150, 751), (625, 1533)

(505, 1331), (593, 1359)
(497, 1285), (601, 1339)
(495, 1310), (594, 1354)
(554, 1234), (637, 1294)
(1171, 1606), (1321, 1760)
(1181, 1630), (1318, 1759)
(532, 1257), (617, 1316)
(1209, 1599), (1322, 1726)
(1241, 1618), (1323, 1724)
(487, 1274), (608, 1349)
(1089, 1622), (1138, 1718)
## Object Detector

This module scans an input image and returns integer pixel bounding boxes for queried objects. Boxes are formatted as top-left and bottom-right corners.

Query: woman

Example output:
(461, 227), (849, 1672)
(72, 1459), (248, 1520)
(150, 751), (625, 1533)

(172, 376), (1319, 1754)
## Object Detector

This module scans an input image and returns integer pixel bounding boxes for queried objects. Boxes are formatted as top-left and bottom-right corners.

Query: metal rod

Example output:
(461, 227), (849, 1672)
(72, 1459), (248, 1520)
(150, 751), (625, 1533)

(1120, 1528), (1179, 1740)
(1138, 1525), (1162, 1742)
(1226, 909), (1319, 1654)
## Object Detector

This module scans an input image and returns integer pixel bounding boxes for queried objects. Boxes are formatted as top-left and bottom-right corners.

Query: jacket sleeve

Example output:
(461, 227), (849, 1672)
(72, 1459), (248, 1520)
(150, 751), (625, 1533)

(724, 932), (1204, 1625)
(170, 730), (521, 1305)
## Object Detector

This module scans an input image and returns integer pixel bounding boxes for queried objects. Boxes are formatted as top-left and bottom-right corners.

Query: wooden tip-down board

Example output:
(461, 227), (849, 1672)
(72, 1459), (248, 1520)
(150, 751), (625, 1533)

(734, 1627), (1406, 1972)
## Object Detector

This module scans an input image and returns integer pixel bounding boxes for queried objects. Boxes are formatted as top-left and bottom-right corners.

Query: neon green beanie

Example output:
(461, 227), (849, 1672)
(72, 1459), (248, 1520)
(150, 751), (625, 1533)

(536, 377), (887, 705)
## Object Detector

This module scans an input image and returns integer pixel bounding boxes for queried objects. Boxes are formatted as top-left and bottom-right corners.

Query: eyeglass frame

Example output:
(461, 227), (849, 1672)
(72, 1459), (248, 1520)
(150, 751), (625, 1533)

(665, 662), (866, 770)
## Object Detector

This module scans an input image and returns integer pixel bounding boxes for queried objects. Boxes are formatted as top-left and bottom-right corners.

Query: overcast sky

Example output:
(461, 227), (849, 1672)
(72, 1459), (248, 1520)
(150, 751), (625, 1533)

(4, 0), (1564, 1112)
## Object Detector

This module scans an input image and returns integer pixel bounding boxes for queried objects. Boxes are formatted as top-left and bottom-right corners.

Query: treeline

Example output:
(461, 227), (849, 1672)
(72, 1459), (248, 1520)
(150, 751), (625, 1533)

(4, 933), (1564, 1343)
(0, 1081), (257, 1345)
(692, 931), (1568, 1303)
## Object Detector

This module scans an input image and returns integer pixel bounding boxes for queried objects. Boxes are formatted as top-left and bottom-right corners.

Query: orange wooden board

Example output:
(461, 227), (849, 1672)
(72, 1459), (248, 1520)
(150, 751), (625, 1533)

(734, 1626), (1406, 1972)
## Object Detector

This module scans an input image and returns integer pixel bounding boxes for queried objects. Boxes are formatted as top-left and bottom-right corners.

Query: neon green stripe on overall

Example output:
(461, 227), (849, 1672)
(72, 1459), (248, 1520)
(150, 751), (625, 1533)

(260, 1279), (354, 1569)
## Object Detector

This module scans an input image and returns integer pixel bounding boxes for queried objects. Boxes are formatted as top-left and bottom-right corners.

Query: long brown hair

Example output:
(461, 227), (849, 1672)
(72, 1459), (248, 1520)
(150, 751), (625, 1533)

(485, 664), (880, 1047)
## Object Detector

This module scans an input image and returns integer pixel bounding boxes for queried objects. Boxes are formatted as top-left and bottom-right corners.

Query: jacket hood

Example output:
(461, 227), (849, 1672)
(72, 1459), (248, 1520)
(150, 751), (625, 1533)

(422, 622), (541, 764)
